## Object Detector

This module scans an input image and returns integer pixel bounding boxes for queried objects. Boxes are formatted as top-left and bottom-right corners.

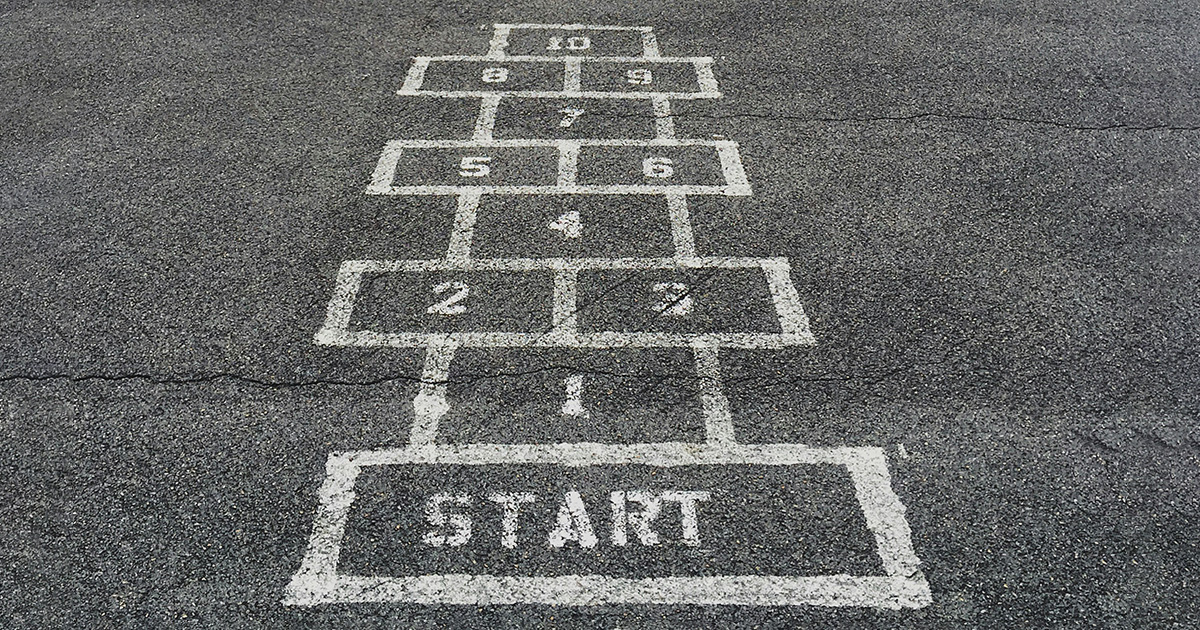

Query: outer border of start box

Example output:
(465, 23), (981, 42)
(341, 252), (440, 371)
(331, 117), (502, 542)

(283, 442), (932, 609)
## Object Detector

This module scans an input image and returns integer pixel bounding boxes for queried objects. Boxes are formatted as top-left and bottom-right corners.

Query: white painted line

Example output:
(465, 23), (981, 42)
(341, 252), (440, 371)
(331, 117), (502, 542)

(641, 30), (661, 58)
(695, 58), (720, 95)
(692, 344), (734, 444)
(399, 58), (430, 93)
(283, 443), (931, 609)
(446, 191), (482, 263)
(365, 141), (403, 195)
(556, 140), (580, 188)
(328, 256), (791, 273)
(761, 258), (817, 345)
(495, 23), (654, 32)
(563, 57), (582, 93)
(716, 142), (751, 194)
(650, 95), (675, 140)
(409, 338), (457, 445)
(371, 184), (751, 196)
(370, 138), (736, 149)
(419, 55), (712, 63)
(324, 331), (812, 350)
(551, 267), (579, 336)
(312, 261), (368, 346)
(394, 90), (721, 100)
(664, 193), (696, 259)
(472, 95), (501, 142)
(486, 24), (512, 59)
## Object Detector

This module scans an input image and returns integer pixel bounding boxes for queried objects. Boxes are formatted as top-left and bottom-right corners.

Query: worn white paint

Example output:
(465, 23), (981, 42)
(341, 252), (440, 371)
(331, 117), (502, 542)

(488, 492), (538, 548)
(292, 21), (929, 613)
(312, 256), (814, 350)
(561, 374), (588, 417)
(283, 443), (932, 609)
(409, 338), (457, 445)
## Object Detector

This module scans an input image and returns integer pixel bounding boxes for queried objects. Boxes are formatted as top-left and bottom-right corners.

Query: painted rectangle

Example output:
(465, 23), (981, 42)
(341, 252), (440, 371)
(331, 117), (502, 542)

(577, 145), (727, 187)
(347, 269), (554, 335)
(470, 195), (675, 259)
(374, 146), (559, 189)
(501, 28), (647, 57)
(313, 258), (814, 349)
(581, 61), (703, 95)
(435, 348), (707, 444)
(576, 267), (783, 334)
(367, 139), (749, 196)
(417, 60), (565, 94)
(493, 98), (657, 140)
(283, 443), (932, 609)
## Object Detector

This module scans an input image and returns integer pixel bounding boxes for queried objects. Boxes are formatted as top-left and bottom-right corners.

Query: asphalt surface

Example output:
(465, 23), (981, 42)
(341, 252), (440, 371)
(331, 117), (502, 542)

(3, 0), (1199, 627)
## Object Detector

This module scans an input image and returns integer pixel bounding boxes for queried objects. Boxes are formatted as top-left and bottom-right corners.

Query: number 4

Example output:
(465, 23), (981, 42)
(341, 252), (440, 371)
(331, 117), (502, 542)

(548, 210), (582, 239)
(558, 107), (585, 128)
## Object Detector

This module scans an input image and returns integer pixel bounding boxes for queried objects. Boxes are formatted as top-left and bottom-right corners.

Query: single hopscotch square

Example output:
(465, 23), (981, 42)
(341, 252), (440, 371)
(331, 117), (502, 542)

(470, 195), (676, 259)
(283, 443), (932, 608)
(492, 98), (658, 140)
(435, 347), (708, 444)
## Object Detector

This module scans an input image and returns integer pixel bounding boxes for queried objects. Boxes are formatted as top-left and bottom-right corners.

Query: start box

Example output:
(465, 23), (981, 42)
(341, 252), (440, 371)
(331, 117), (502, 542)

(284, 443), (932, 609)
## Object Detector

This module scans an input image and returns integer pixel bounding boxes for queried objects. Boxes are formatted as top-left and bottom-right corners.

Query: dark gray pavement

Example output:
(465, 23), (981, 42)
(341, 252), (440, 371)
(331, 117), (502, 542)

(2, 1), (1199, 627)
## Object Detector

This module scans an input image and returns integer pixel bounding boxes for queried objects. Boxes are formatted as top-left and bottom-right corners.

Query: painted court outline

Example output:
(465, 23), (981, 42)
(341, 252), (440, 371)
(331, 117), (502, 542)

(284, 443), (931, 609)
(289, 22), (931, 610)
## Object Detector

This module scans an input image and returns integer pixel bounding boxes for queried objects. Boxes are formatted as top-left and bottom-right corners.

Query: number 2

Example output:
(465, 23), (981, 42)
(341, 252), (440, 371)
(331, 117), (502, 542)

(427, 281), (469, 315)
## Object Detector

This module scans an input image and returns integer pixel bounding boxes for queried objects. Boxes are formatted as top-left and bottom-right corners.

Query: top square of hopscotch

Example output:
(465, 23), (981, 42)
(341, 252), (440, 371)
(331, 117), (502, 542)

(399, 24), (721, 99)
(487, 23), (661, 59)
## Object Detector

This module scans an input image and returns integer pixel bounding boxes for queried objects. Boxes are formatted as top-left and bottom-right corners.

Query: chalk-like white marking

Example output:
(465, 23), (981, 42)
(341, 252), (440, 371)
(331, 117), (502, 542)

(419, 55), (712, 63)
(367, 138), (738, 148)
(365, 141), (403, 195)
(761, 258), (817, 345)
(548, 490), (598, 548)
(409, 338), (457, 445)
(716, 142), (751, 194)
(640, 31), (661, 58)
(488, 492), (538, 548)
(400, 57), (430, 92)
(421, 493), (473, 546)
(472, 95), (501, 142)
(693, 344), (735, 444)
(311, 256), (813, 349)
(495, 23), (654, 32)
(372, 184), (751, 196)
(395, 90), (721, 100)
(556, 140), (580, 188)
(550, 267), (579, 339)
(694, 58), (720, 95)
(661, 491), (710, 546)
(561, 374), (588, 418)
(548, 209), (583, 238)
(283, 443), (932, 609)
(563, 56), (582, 93)
(665, 193), (696, 259)
(446, 191), (482, 263)
(486, 24), (512, 59)
(650, 95), (675, 140)
(363, 138), (750, 195)
(897, 443), (909, 459)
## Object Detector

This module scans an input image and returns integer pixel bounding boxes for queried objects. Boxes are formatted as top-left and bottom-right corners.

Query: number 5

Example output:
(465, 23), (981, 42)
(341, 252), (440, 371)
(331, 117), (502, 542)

(459, 156), (491, 177)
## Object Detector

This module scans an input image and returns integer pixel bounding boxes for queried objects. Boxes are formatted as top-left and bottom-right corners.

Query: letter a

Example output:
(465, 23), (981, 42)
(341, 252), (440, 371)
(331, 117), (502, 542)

(547, 490), (597, 548)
